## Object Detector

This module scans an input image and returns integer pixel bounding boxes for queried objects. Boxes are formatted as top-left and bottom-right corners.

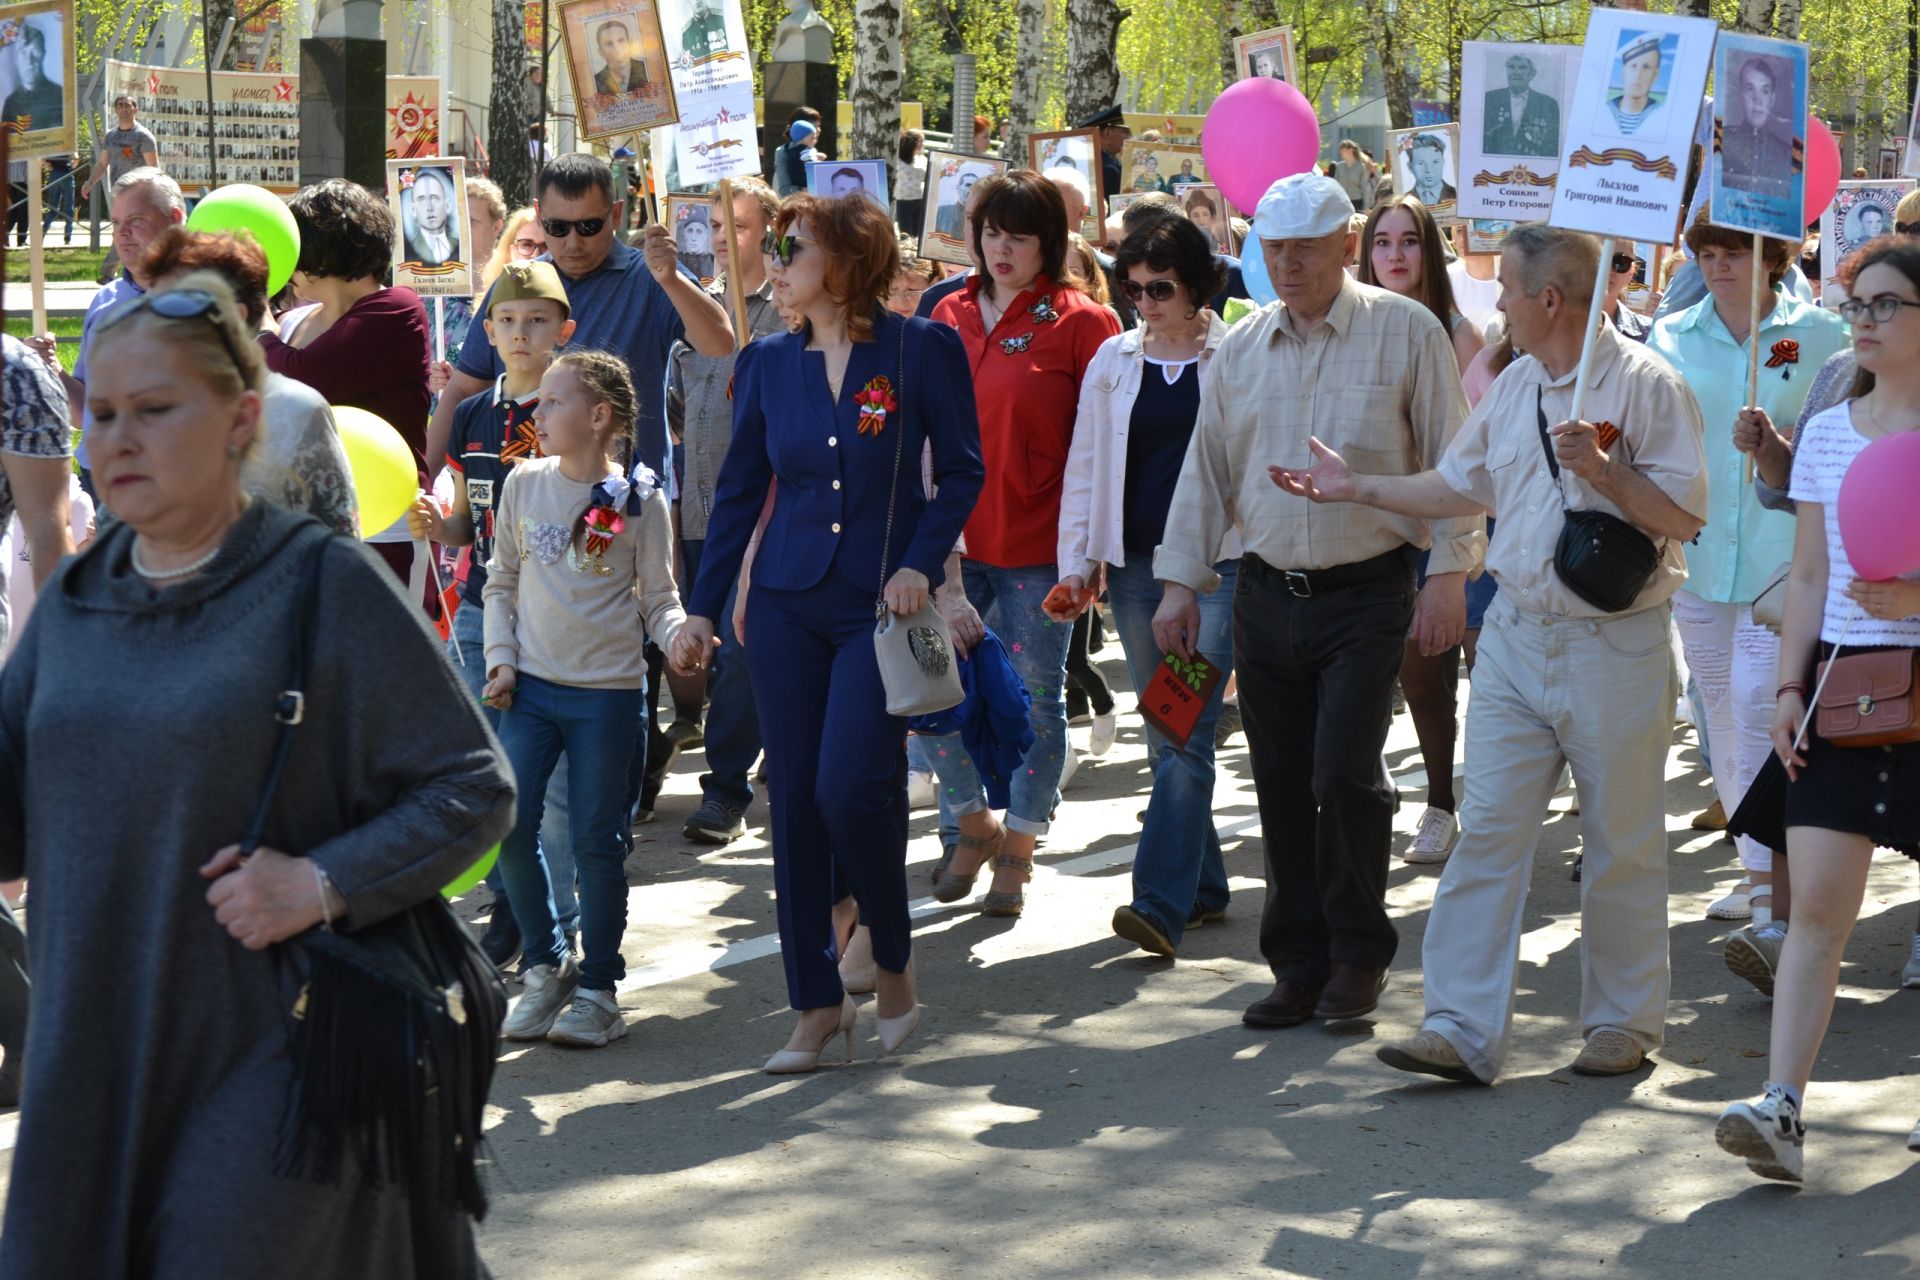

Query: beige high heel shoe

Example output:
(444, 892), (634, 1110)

(764, 995), (858, 1075)
(874, 962), (920, 1057)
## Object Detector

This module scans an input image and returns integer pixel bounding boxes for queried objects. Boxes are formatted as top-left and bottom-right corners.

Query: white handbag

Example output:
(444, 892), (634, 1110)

(871, 322), (964, 718)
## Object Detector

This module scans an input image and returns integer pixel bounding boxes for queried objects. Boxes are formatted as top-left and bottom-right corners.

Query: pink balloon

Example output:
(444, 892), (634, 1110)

(1838, 431), (1920, 581)
(1804, 116), (1842, 224)
(1202, 79), (1322, 214)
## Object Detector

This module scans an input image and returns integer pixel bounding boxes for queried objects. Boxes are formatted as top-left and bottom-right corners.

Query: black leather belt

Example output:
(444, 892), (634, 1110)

(1242, 546), (1416, 599)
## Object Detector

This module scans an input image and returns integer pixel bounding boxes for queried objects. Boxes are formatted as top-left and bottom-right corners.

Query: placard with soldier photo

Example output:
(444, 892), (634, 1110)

(1119, 141), (1206, 196)
(560, 0), (679, 141)
(1389, 124), (1460, 222)
(806, 158), (889, 212)
(921, 148), (1007, 266)
(1232, 25), (1296, 84)
(1031, 128), (1106, 244)
(1457, 41), (1578, 222)
(1177, 183), (1238, 254)
(665, 193), (715, 284)
(388, 157), (473, 298)
(1550, 10), (1717, 242)
(1709, 33), (1809, 242)
(1819, 180), (1915, 302)
(0, 0), (74, 161)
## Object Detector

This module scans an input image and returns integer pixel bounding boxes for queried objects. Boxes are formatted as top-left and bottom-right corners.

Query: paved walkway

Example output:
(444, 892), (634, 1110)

(5, 653), (1920, 1275)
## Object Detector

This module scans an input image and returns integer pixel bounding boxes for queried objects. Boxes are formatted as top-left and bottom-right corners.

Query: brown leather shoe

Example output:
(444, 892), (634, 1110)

(1314, 964), (1388, 1019)
(1570, 1029), (1648, 1076)
(1242, 980), (1323, 1028)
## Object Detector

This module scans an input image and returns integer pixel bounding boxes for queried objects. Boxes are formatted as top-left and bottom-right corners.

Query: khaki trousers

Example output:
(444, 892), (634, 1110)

(1423, 594), (1677, 1082)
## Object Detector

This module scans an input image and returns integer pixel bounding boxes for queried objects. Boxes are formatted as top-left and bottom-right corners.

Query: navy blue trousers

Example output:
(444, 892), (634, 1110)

(747, 572), (911, 1010)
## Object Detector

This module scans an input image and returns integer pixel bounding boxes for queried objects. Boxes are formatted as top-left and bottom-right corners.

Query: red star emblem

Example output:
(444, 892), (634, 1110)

(274, 79), (294, 102)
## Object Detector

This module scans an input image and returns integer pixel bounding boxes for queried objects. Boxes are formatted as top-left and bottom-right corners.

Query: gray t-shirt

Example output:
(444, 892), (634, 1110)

(99, 124), (158, 183)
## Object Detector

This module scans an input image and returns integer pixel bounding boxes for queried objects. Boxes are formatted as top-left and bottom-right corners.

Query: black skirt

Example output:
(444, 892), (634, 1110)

(1783, 730), (1920, 860)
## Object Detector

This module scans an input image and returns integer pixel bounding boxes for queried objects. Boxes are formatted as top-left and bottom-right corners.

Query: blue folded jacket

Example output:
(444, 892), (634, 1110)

(909, 629), (1034, 810)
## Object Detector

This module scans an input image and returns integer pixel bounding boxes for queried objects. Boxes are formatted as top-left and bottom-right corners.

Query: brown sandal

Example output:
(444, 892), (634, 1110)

(981, 851), (1033, 918)
(933, 823), (1005, 903)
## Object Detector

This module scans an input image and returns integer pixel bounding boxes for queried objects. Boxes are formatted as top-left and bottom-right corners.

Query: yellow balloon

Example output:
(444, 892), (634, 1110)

(331, 406), (419, 539)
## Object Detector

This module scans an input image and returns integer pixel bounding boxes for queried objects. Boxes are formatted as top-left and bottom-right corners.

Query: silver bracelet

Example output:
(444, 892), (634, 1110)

(311, 861), (335, 932)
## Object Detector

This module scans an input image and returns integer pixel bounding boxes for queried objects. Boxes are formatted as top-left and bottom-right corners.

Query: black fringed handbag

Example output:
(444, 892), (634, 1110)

(242, 531), (506, 1219)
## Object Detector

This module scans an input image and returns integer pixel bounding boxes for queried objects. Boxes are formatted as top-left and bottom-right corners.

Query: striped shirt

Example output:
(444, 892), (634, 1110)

(1789, 403), (1920, 646)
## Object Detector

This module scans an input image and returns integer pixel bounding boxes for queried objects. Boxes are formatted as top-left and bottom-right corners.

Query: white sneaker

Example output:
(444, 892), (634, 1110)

(907, 770), (937, 810)
(1908, 1117), (1920, 1153)
(1903, 934), (1920, 990)
(1403, 806), (1458, 864)
(1716, 1084), (1805, 1182)
(1058, 746), (1081, 792)
(502, 956), (579, 1040)
(547, 988), (628, 1048)
(1088, 712), (1118, 758)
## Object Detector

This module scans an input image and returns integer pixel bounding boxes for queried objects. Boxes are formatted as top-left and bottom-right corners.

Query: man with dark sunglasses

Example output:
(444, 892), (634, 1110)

(427, 151), (733, 481)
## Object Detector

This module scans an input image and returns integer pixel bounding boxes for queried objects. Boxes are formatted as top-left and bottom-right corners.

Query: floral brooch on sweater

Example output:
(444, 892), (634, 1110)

(580, 466), (660, 558)
(855, 376), (899, 436)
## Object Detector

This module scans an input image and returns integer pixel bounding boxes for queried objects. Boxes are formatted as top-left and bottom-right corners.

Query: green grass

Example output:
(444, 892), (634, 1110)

(3, 316), (86, 371)
(4, 245), (108, 284)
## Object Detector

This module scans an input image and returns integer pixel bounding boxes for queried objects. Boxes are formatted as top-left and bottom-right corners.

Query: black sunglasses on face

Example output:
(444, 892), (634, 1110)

(1610, 253), (1642, 274)
(539, 216), (607, 239)
(1120, 279), (1180, 302)
(765, 232), (810, 266)
(99, 288), (250, 378)
(1898, 221), (1920, 236)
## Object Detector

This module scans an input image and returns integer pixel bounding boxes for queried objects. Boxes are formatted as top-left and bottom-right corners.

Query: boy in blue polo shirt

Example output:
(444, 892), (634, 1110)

(410, 260), (576, 966)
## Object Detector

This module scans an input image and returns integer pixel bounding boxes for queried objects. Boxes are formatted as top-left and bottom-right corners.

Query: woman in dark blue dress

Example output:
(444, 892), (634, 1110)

(672, 194), (983, 1072)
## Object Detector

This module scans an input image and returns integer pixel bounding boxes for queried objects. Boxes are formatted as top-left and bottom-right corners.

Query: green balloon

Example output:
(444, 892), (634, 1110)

(186, 183), (301, 295)
(441, 844), (500, 900)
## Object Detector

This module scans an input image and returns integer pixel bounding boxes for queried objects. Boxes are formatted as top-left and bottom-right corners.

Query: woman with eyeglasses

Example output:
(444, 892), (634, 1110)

(1354, 194), (1481, 865)
(670, 195), (982, 1071)
(1052, 215), (1233, 957)
(0, 274), (514, 1275)
(921, 171), (1121, 918)
(1648, 205), (1848, 957)
(1715, 238), (1920, 1184)
(260, 179), (432, 581)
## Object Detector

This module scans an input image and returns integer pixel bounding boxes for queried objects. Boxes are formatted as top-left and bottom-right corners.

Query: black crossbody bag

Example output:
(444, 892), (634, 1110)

(1535, 388), (1661, 614)
(244, 531), (506, 1218)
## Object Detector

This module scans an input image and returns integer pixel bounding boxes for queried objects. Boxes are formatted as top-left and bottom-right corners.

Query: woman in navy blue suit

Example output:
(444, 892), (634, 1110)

(672, 195), (984, 1072)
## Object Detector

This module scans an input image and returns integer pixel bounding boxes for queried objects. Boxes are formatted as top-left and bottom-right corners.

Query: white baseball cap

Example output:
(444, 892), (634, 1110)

(1253, 173), (1355, 241)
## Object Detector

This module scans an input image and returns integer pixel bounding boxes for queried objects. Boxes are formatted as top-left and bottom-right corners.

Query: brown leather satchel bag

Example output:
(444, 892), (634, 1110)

(1814, 649), (1920, 747)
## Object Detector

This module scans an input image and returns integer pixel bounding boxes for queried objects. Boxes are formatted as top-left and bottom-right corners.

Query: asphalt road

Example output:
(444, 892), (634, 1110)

(7, 646), (1920, 1277)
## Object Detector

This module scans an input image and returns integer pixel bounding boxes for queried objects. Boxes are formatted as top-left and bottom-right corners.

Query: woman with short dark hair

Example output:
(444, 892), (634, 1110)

(895, 128), (927, 236)
(924, 170), (1121, 916)
(1054, 216), (1233, 957)
(672, 194), (982, 1070)
(261, 178), (433, 579)
(0, 272), (514, 1275)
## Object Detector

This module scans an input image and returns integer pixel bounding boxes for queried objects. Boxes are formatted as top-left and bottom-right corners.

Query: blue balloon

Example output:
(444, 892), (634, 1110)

(1240, 233), (1277, 306)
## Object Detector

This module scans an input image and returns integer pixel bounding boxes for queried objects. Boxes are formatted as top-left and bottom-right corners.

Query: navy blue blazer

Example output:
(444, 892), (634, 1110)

(686, 310), (985, 621)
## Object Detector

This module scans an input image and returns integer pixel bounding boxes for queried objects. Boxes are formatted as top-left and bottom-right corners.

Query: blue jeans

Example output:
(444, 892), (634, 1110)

(447, 601), (578, 932)
(920, 561), (1074, 835)
(907, 736), (959, 856)
(682, 537), (763, 812)
(493, 674), (635, 989)
(1105, 558), (1237, 943)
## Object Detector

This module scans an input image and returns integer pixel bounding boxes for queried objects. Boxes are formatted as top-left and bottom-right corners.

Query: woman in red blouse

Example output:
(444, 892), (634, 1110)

(259, 179), (431, 579)
(924, 171), (1120, 918)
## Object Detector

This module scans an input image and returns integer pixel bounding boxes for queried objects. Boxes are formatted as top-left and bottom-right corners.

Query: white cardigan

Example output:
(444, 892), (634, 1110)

(1056, 312), (1240, 581)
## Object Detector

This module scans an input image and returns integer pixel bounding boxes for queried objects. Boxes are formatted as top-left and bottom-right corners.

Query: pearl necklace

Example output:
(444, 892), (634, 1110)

(131, 538), (225, 581)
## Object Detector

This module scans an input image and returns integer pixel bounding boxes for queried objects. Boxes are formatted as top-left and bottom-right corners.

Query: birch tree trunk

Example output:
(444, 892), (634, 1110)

(850, 0), (904, 174)
(1735, 0), (1775, 34)
(1065, 0), (1125, 128)
(1004, 0), (1049, 166)
(1363, 0), (1412, 129)
(490, 0), (536, 210)
(1771, 0), (1802, 38)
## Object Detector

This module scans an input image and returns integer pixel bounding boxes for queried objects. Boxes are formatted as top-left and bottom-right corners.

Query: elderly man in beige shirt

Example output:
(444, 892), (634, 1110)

(1276, 223), (1708, 1082)
(1153, 173), (1485, 1030)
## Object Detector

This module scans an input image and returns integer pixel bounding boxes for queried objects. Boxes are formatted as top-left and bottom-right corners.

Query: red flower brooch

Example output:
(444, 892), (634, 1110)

(582, 504), (626, 558)
(855, 375), (899, 436)
(1766, 339), (1800, 370)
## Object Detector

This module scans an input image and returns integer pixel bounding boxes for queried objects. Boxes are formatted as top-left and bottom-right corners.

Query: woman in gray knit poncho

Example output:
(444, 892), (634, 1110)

(0, 274), (516, 1277)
